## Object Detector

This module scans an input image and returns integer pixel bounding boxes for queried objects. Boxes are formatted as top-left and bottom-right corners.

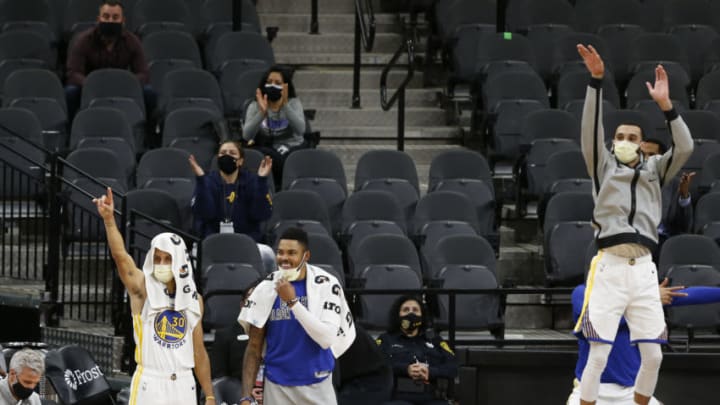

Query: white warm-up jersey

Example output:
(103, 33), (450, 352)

(132, 300), (196, 372)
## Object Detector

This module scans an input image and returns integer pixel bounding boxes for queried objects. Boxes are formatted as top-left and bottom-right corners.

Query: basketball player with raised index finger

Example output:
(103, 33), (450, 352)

(94, 187), (216, 405)
(574, 44), (693, 405)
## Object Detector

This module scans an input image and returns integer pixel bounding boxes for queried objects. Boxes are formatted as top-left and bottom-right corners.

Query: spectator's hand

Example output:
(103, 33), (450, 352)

(93, 187), (115, 223)
(659, 277), (687, 305)
(258, 156), (272, 178)
(418, 363), (429, 381)
(407, 363), (424, 380)
(256, 88), (268, 115)
(281, 83), (289, 107)
(577, 44), (604, 79)
(276, 278), (297, 303)
(252, 387), (263, 405)
(189, 154), (205, 177)
(678, 171), (695, 199)
(646, 65), (673, 111)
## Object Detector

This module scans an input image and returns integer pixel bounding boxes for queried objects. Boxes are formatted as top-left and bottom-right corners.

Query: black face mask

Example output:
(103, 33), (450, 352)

(98, 21), (122, 38)
(11, 380), (35, 400)
(218, 154), (239, 175)
(399, 313), (422, 332)
(264, 84), (283, 102)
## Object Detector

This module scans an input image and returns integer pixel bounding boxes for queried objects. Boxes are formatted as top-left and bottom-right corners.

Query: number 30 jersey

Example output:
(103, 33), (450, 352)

(132, 299), (196, 371)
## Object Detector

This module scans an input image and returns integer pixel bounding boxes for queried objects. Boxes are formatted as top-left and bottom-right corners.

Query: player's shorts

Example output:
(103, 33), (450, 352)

(128, 366), (196, 405)
(574, 251), (667, 344)
(567, 379), (663, 405)
(264, 375), (337, 405)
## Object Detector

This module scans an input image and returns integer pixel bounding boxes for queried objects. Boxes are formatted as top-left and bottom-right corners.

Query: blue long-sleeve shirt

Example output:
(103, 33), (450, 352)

(573, 284), (720, 386)
(191, 169), (272, 241)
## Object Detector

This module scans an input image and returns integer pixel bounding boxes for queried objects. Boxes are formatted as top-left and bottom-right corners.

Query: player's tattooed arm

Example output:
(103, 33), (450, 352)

(241, 325), (266, 403)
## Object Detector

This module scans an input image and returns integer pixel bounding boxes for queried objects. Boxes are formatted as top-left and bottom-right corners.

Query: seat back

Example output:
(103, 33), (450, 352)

(437, 265), (503, 330)
(428, 149), (493, 195)
(45, 346), (113, 405)
(666, 265), (720, 330)
(659, 234), (720, 279)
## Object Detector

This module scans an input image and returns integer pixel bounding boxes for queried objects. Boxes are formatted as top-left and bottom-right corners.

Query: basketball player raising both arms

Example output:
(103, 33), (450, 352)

(574, 45), (693, 405)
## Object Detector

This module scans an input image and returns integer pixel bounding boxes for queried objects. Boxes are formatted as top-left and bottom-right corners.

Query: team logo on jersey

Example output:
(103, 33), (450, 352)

(153, 310), (187, 348)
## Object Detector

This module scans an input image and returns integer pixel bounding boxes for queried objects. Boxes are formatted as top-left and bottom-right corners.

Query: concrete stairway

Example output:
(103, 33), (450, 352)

(257, 0), (557, 328)
(258, 0), (462, 192)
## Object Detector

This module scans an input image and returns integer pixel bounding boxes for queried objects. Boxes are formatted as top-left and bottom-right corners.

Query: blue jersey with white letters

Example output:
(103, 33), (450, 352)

(265, 280), (335, 386)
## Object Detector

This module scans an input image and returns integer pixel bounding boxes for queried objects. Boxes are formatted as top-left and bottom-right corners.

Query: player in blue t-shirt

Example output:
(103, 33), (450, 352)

(568, 279), (720, 404)
(239, 228), (353, 405)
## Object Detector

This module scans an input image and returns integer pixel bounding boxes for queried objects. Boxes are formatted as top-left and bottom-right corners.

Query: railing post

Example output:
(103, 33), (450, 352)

(310, 0), (319, 34)
(448, 291), (456, 350)
(351, 10), (362, 109)
(232, 0), (243, 31)
(44, 153), (61, 327)
(397, 88), (405, 151)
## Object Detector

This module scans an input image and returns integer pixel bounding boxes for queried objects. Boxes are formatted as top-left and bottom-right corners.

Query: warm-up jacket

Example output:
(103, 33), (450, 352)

(582, 78), (694, 253)
(191, 169), (272, 241)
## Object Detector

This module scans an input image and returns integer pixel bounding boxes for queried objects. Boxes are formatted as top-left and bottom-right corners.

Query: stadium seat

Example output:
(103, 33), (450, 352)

(698, 153), (720, 195)
(666, 265), (720, 335)
(437, 262), (504, 335)
(669, 24), (719, 84)
(306, 232), (345, 286)
(351, 233), (422, 281)
(627, 33), (690, 78)
(694, 191), (720, 241)
(354, 150), (420, 222)
(203, 0), (262, 61)
(3, 68), (67, 150)
(0, 108), (45, 198)
(125, 188), (183, 258)
(265, 190), (332, 244)
(519, 138), (580, 204)
(159, 68), (224, 119)
(574, 0), (644, 34)
(682, 140), (720, 198)
(411, 191), (480, 251)
(538, 149), (590, 223)
(626, 68), (690, 110)
(505, 0), (575, 34)
(596, 23), (645, 84)
(45, 345), (114, 405)
(130, 0), (195, 37)
(220, 63), (267, 117)
(0, 0), (58, 44)
(136, 147), (195, 227)
(142, 30), (203, 92)
(552, 33), (611, 81)
(556, 70), (621, 110)
(200, 233), (265, 279)
(659, 234), (720, 279)
(210, 377), (245, 405)
(425, 233), (496, 280)
(208, 31), (274, 74)
(683, 111), (720, 143)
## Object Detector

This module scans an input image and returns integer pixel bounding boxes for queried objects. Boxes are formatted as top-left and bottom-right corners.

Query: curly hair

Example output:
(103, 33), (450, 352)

(386, 295), (429, 335)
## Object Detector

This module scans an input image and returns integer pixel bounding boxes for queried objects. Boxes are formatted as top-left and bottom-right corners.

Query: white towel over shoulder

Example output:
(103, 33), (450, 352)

(238, 264), (356, 358)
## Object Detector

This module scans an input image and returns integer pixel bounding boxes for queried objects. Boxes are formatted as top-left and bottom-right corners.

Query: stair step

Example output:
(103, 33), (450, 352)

(272, 32), (403, 54)
(257, 0), (359, 14)
(313, 107), (445, 127)
(316, 125), (458, 140)
(275, 51), (411, 66)
(260, 13), (401, 34)
(300, 88), (439, 108)
(293, 68), (425, 90)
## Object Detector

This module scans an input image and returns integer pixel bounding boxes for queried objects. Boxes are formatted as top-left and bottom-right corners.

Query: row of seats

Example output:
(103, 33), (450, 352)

(0, 0), (261, 43)
(198, 230), (504, 332)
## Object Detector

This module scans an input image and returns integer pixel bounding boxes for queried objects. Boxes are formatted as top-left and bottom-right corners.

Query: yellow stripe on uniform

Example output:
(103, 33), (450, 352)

(128, 365), (144, 405)
(132, 314), (143, 366)
(573, 251), (604, 333)
(129, 314), (144, 405)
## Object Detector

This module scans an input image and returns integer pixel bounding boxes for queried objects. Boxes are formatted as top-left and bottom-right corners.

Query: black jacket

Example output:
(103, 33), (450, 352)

(376, 330), (458, 385)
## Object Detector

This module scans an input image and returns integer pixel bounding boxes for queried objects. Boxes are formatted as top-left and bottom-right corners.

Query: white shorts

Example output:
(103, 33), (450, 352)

(128, 367), (197, 405)
(574, 251), (667, 344)
(567, 380), (663, 405)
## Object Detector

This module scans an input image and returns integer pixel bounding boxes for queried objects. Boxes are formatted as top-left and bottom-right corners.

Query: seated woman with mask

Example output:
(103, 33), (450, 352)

(189, 141), (275, 272)
(376, 296), (458, 405)
(242, 65), (307, 188)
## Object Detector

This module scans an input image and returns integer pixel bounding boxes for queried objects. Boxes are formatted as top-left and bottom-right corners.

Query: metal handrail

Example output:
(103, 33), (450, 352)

(379, 38), (415, 150)
(355, 0), (376, 51)
(380, 39), (415, 111)
(351, 0), (376, 108)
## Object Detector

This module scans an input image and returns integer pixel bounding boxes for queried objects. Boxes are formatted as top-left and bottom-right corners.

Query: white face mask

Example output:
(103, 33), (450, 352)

(279, 254), (307, 282)
(613, 140), (640, 164)
(153, 264), (174, 284)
